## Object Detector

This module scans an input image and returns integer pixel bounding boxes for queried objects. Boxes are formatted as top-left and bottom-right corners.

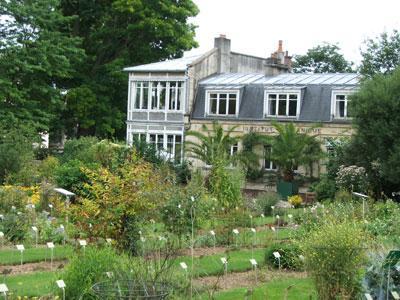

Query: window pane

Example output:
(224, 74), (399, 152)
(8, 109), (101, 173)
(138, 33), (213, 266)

(159, 82), (166, 109)
(278, 97), (287, 115)
(174, 135), (182, 162)
(269, 99), (276, 115)
(337, 101), (345, 117)
(264, 145), (273, 169)
(134, 83), (141, 109)
(289, 94), (297, 100)
(219, 94), (227, 114)
(169, 82), (176, 110)
(210, 98), (217, 114)
(142, 83), (148, 109)
(228, 99), (236, 115)
(149, 134), (156, 144)
(157, 134), (164, 150)
(177, 84), (183, 110)
(167, 135), (174, 154)
(289, 100), (297, 116)
(151, 83), (157, 109)
(336, 95), (345, 100)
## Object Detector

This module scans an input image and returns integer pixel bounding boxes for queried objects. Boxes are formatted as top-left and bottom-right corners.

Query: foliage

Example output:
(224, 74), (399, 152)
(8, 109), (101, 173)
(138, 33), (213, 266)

(60, 246), (122, 299)
(270, 122), (323, 181)
(360, 30), (400, 77)
(0, 212), (29, 242)
(60, 137), (100, 164)
(301, 221), (370, 300)
(365, 200), (400, 239)
(240, 132), (270, 180)
(54, 159), (89, 194)
(0, 124), (38, 184)
(59, 0), (198, 138)
(292, 43), (354, 73)
(38, 156), (60, 183)
(310, 175), (336, 201)
(186, 121), (240, 166)
(70, 153), (173, 251)
(288, 195), (303, 208)
(208, 160), (244, 210)
(0, 0), (84, 133)
(335, 165), (367, 192)
(254, 192), (280, 216)
(348, 67), (400, 197)
(265, 242), (303, 270)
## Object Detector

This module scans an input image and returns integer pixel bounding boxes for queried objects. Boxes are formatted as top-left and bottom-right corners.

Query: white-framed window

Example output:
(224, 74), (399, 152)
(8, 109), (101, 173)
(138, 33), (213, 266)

(264, 145), (277, 170)
(206, 91), (239, 116)
(132, 81), (184, 111)
(230, 143), (238, 156)
(264, 91), (300, 117)
(132, 132), (183, 162)
(332, 91), (351, 119)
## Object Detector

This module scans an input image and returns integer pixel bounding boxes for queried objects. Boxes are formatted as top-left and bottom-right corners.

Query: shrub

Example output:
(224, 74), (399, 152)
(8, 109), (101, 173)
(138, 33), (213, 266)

(288, 195), (302, 208)
(60, 246), (122, 299)
(336, 165), (367, 193)
(310, 175), (336, 201)
(255, 192), (280, 216)
(38, 156), (60, 183)
(54, 159), (89, 194)
(265, 242), (303, 270)
(301, 221), (370, 300)
(0, 213), (29, 242)
(60, 137), (99, 164)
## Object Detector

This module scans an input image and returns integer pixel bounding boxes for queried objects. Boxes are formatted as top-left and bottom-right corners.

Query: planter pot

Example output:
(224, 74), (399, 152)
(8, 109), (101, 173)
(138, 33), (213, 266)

(277, 180), (299, 200)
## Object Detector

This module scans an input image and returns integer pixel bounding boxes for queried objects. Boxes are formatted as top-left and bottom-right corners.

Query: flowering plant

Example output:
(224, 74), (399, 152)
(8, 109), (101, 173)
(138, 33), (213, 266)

(335, 165), (367, 192)
(288, 195), (303, 208)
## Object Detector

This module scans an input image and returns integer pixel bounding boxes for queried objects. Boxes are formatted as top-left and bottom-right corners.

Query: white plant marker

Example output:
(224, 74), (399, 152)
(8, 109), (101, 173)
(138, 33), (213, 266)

(0, 231), (4, 248)
(210, 230), (216, 250)
(260, 213), (265, 218)
(220, 257), (228, 285)
(0, 283), (8, 300)
(56, 280), (66, 300)
(47, 242), (55, 269)
(59, 224), (66, 245)
(106, 271), (114, 278)
(79, 239), (87, 254)
(392, 291), (400, 300)
(106, 238), (112, 244)
(16, 244), (24, 265)
(0, 214), (4, 220)
(364, 293), (373, 300)
(232, 229), (239, 248)
(32, 226), (38, 247)
(299, 255), (305, 261)
(273, 251), (281, 270)
(180, 262), (189, 279)
(249, 258), (258, 284)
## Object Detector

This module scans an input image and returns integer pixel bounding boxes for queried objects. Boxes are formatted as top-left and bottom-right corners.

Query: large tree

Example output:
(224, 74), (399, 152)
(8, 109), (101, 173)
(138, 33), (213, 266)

(360, 30), (400, 78)
(59, 0), (199, 138)
(348, 67), (400, 197)
(292, 43), (354, 73)
(0, 0), (84, 133)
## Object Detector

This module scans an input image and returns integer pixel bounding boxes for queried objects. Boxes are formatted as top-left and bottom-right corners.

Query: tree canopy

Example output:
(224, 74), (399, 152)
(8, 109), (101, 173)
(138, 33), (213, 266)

(292, 43), (354, 73)
(360, 30), (400, 78)
(0, 0), (199, 139)
(349, 67), (400, 196)
(0, 0), (84, 133)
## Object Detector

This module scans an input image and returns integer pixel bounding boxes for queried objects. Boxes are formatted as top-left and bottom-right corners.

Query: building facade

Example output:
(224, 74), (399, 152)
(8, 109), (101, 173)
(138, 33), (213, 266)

(124, 36), (359, 179)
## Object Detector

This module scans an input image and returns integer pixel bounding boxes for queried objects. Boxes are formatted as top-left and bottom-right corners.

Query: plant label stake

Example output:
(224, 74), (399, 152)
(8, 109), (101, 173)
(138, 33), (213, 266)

(16, 245), (24, 265)
(273, 251), (281, 270)
(220, 257), (228, 287)
(0, 232), (3, 248)
(0, 283), (8, 300)
(47, 242), (55, 269)
(391, 291), (400, 300)
(364, 293), (373, 300)
(249, 259), (258, 284)
(210, 230), (216, 250)
(59, 224), (66, 245)
(105, 271), (114, 279)
(32, 226), (38, 247)
(106, 238), (112, 245)
(232, 229), (239, 248)
(180, 262), (189, 280)
(271, 226), (277, 240)
(79, 240), (87, 254)
(56, 280), (66, 300)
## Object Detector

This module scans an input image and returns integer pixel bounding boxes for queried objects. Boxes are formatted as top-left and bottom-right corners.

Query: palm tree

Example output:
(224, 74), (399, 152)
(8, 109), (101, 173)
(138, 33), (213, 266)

(185, 121), (240, 166)
(271, 122), (322, 181)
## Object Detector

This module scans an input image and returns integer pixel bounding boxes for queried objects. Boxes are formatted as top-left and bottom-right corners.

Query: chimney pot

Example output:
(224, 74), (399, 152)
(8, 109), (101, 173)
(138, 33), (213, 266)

(220, 34), (226, 38)
(278, 40), (283, 52)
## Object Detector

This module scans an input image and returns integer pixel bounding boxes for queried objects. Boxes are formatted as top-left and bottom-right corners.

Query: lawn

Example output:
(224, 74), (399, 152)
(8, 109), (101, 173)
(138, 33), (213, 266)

(4, 271), (57, 297)
(177, 248), (267, 277)
(210, 277), (316, 300)
(0, 245), (73, 265)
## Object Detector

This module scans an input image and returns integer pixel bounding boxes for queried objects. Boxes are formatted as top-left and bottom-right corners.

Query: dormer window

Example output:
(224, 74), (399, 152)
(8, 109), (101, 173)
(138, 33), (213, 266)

(264, 91), (300, 117)
(206, 91), (239, 116)
(332, 92), (351, 119)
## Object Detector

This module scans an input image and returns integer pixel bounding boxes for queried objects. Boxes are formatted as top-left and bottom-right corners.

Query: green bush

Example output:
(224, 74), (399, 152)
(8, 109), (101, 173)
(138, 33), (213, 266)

(310, 175), (336, 201)
(265, 242), (303, 270)
(54, 159), (89, 193)
(255, 192), (280, 216)
(0, 213), (29, 242)
(301, 221), (370, 300)
(60, 137), (99, 164)
(60, 246), (122, 299)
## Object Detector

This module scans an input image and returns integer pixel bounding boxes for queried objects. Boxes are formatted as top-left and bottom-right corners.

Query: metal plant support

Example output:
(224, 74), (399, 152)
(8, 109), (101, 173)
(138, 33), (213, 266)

(91, 280), (169, 300)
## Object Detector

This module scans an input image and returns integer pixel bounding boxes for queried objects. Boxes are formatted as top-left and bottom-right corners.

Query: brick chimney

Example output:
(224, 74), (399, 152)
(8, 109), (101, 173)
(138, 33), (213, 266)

(270, 40), (292, 68)
(214, 34), (231, 73)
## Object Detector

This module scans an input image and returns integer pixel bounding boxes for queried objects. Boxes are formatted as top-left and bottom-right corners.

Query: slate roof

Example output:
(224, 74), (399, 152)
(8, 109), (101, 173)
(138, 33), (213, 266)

(124, 54), (203, 72)
(192, 73), (360, 123)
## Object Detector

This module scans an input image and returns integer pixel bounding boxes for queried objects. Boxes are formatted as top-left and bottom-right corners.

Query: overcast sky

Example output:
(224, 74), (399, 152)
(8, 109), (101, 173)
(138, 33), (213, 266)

(185, 0), (400, 65)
